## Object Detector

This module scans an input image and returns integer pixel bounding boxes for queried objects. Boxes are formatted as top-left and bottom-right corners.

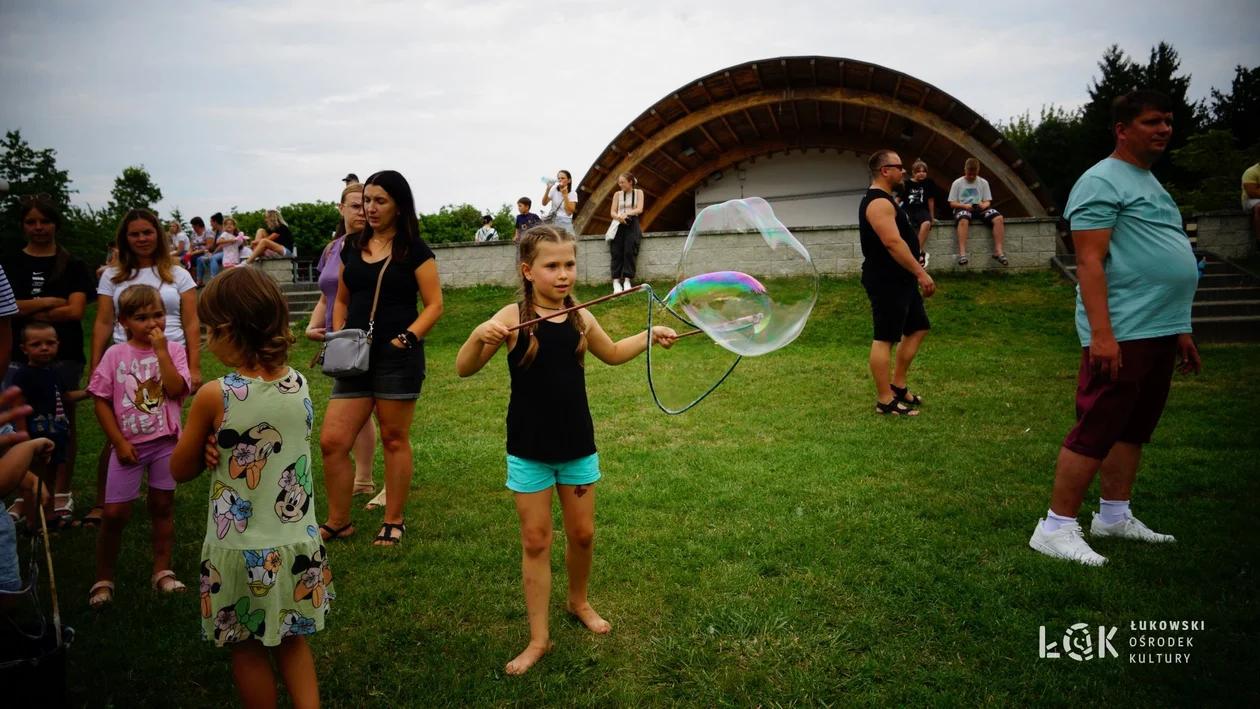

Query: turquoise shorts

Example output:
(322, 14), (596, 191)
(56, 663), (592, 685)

(506, 453), (601, 494)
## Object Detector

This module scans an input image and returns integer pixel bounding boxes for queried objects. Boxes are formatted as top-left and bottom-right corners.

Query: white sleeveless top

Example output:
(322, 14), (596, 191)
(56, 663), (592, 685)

(616, 190), (639, 216)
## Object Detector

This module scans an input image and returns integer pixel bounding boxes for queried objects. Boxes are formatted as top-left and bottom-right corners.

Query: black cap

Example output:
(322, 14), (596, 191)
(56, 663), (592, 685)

(342, 173), (359, 184)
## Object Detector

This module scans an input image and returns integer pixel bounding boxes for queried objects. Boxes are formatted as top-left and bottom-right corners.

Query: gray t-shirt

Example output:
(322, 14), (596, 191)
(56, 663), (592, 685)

(948, 176), (993, 206)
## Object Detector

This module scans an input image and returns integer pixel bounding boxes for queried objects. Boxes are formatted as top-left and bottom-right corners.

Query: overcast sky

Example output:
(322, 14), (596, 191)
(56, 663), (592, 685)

(1, 0), (1255, 222)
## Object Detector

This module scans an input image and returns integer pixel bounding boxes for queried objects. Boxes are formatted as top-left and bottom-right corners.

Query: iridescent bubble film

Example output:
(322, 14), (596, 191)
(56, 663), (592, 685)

(647, 198), (818, 413)
(667, 198), (818, 357)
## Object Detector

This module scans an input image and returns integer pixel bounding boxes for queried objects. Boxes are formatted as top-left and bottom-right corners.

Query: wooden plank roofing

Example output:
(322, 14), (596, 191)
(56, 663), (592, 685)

(573, 56), (1055, 236)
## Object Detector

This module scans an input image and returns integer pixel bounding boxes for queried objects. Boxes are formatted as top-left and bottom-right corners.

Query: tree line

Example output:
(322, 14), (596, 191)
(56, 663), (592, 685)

(0, 136), (522, 265)
(997, 43), (1259, 214)
(3, 43), (1256, 266)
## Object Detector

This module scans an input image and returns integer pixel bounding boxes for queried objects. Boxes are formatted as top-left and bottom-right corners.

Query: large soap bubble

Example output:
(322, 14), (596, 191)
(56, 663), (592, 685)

(666, 197), (817, 356)
(647, 197), (818, 413)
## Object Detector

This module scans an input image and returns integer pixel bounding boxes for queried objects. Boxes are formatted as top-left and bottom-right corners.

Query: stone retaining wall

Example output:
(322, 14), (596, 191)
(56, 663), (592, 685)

(432, 217), (1063, 288)
(1194, 212), (1258, 260)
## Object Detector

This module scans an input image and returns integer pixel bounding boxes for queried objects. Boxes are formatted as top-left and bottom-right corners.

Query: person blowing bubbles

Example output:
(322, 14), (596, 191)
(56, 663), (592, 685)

(455, 226), (676, 675)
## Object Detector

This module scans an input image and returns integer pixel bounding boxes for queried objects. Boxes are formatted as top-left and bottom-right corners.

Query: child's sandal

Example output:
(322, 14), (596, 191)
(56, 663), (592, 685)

(89, 581), (115, 609)
(76, 505), (105, 528)
(151, 570), (186, 594)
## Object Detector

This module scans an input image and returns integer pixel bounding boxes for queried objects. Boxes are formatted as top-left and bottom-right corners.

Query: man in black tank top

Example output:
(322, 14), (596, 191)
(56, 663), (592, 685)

(858, 150), (936, 416)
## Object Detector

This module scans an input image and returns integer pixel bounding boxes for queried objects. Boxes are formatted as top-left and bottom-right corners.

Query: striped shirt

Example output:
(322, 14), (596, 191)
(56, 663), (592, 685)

(0, 265), (18, 317)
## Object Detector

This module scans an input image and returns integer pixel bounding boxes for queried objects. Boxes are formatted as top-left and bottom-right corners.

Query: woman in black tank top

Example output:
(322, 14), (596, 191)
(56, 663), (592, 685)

(454, 225), (678, 676)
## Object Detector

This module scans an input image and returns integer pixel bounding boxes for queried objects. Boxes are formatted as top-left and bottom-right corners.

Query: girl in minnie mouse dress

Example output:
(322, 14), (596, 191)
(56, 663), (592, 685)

(172, 267), (331, 708)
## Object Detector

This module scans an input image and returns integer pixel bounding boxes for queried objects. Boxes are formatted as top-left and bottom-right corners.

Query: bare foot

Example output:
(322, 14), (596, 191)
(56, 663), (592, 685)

(566, 601), (611, 634)
(505, 640), (552, 675)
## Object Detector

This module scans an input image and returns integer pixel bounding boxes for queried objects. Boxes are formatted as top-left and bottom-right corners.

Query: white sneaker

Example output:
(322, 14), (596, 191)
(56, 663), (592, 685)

(1091, 514), (1176, 543)
(613, 280), (623, 294)
(622, 278), (633, 291)
(1029, 520), (1108, 566)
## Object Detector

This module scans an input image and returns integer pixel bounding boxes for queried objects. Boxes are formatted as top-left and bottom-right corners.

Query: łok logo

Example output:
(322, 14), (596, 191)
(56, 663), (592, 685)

(1039, 623), (1119, 661)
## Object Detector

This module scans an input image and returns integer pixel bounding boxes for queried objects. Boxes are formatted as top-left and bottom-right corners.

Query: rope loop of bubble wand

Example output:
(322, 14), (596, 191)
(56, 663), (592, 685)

(644, 284), (742, 415)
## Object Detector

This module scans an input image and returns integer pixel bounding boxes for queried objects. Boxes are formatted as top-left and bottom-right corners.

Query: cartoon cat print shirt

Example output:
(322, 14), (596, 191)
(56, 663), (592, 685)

(88, 341), (191, 444)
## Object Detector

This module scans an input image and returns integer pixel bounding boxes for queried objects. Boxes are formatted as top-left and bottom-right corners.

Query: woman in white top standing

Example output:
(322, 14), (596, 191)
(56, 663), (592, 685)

(79, 208), (201, 527)
(608, 171), (645, 294)
(541, 170), (577, 236)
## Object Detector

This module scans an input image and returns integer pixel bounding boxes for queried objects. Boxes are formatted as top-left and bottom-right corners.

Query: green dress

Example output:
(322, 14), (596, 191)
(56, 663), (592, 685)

(199, 368), (332, 647)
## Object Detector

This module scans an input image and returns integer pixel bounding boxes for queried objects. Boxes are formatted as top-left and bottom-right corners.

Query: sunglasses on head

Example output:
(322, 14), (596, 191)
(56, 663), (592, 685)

(18, 193), (53, 203)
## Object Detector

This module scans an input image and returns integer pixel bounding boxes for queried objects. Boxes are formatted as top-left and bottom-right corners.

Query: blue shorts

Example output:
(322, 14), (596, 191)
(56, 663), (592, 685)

(506, 453), (601, 494)
(0, 503), (21, 592)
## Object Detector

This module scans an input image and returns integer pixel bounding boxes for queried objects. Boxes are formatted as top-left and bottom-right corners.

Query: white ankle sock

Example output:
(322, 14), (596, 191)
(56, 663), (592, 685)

(622, 278), (633, 290)
(1041, 510), (1076, 534)
(612, 280), (623, 293)
(1099, 498), (1130, 525)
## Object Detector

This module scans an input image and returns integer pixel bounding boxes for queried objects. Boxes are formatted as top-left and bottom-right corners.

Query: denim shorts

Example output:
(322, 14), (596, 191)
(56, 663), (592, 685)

(0, 504), (21, 592)
(330, 341), (426, 400)
(506, 453), (601, 493)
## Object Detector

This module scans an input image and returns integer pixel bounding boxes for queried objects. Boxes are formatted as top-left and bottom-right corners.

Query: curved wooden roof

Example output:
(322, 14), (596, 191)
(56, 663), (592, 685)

(574, 56), (1055, 235)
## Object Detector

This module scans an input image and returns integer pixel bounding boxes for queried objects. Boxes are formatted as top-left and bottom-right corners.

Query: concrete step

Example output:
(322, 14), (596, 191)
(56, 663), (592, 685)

(1202, 260), (1241, 275)
(286, 293), (321, 308)
(1198, 273), (1254, 288)
(1191, 315), (1260, 342)
(1194, 286), (1260, 302)
(1191, 299), (1260, 318)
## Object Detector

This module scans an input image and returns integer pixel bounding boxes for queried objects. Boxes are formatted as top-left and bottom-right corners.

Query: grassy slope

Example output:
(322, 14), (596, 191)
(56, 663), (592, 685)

(32, 272), (1260, 707)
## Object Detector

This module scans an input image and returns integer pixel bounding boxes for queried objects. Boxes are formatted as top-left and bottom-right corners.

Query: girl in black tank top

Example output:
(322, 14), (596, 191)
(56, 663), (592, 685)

(454, 226), (679, 675)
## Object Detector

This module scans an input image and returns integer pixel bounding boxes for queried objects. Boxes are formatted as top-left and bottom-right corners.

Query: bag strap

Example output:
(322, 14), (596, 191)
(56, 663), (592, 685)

(366, 254), (393, 339)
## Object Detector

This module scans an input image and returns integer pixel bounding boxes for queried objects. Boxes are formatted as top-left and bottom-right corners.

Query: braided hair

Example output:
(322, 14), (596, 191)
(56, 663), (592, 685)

(516, 225), (587, 369)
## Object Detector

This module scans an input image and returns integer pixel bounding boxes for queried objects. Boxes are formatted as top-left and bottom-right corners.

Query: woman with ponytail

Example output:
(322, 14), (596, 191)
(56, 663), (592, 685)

(607, 171), (644, 294)
(455, 225), (677, 675)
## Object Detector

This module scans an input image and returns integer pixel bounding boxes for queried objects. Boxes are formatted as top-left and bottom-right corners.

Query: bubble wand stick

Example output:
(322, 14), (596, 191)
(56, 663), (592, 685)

(509, 284), (648, 332)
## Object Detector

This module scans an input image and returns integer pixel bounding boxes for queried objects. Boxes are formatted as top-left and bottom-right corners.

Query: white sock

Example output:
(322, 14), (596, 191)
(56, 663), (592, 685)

(612, 279), (623, 293)
(622, 278), (633, 290)
(1099, 498), (1130, 525)
(1041, 510), (1077, 534)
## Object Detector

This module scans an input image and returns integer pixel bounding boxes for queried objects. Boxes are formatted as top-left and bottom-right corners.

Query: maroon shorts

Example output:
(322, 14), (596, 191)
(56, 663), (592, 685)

(1062, 335), (1178, 460)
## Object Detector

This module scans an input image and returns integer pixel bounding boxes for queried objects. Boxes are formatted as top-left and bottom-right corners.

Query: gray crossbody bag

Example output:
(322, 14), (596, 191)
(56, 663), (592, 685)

(321, 254), (391, 378)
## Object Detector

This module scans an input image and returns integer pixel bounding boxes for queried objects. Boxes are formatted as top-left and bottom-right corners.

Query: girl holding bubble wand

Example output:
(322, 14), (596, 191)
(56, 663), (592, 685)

(456, 225), (677, 675)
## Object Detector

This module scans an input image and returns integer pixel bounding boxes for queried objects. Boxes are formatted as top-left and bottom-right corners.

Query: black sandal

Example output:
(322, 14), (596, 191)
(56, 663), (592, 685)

(375, 522), (405, 546)
(890, 384), (923, 407)
(876, 400), (919, 416)
(957, 255), (969, 266)
(318, 522), (355, 541)
(76, 505), (105, 528)
(992, 253), (1009, 266)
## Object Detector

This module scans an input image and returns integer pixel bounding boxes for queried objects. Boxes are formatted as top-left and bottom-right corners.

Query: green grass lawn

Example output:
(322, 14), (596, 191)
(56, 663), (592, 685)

(28, 272), (1260, 707)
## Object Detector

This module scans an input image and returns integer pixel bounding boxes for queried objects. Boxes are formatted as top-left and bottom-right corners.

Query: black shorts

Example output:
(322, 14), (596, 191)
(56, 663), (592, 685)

(863, 278), (931, 343)
(954, 206), (1002, 224)
(905, 206), (932, 227)
(330, 341), (426, 400)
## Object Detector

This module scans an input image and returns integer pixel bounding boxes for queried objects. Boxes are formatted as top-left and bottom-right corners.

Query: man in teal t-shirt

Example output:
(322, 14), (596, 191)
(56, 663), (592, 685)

(1028, 90), (1202, 567)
